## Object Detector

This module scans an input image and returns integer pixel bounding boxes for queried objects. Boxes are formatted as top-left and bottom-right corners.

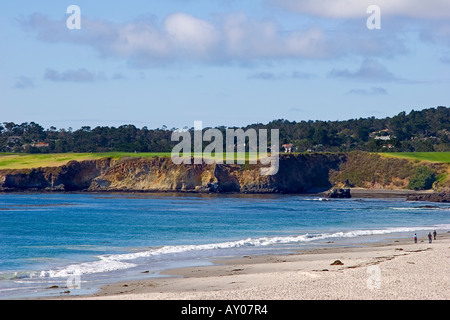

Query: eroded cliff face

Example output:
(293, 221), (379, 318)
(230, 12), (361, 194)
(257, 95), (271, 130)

(89, 157), (218, 192)
(0, 154), (345, 193)
(0, 158), (112, 191)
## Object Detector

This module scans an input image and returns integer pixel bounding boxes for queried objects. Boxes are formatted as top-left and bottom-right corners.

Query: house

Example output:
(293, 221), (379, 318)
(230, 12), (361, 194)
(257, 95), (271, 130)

(7, 136), (22, 144)
(374, 135), (391, 141)
(282, 144), (295, 152)
(370, 129), (391, 139)
(370, 129), (389, 136)
(31, 142), (50, 148)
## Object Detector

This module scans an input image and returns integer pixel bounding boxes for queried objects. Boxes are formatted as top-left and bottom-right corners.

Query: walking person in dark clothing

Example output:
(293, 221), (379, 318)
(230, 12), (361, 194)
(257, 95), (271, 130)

(428, 232), (432, 243)
(433, 230), (437, 240)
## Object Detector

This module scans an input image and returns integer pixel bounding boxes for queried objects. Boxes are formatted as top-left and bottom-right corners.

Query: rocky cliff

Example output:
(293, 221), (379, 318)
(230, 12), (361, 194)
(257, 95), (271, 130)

(406, 191), (450, 203)
(0, 158), (112, 192)
(0, 154), (344, 193)
(2, 152), (447, 194)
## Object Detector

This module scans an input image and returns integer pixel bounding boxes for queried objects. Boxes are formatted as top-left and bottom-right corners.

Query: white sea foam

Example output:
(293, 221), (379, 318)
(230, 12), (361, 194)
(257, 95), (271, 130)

(39, 224), (450, 278)
(389, 207), (427, 210)
(0, 286), (40, 292)
(41, 258), (137, 278)
(390, 206), (450, 210)
(300, 197), (330, 201)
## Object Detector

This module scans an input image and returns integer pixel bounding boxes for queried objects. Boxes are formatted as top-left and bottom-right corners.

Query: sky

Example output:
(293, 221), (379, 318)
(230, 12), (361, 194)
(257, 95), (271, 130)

(1, 0), (449, 130)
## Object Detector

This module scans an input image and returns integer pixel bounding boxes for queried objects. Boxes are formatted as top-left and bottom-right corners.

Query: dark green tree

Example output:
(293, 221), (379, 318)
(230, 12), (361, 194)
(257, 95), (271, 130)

(407, 166), (437, 190)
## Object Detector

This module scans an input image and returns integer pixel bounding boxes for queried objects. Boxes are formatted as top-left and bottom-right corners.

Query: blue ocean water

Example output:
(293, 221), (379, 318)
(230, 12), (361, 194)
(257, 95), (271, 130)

(0, 192), (449, 299)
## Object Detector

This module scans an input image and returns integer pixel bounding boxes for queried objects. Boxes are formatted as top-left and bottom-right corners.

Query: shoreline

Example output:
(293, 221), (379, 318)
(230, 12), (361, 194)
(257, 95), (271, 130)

(61, 231), (450, 300)
(349, 188), (433, 197)
(0, 187), (435, 197)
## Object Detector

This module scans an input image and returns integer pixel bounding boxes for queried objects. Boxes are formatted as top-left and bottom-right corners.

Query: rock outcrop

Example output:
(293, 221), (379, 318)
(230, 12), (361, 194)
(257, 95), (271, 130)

(325, 188), (352, 199)
(2, 152), (449, 196)
(0, 154), (345, 193)
(406, 192), (450, 203)
(0, 158), (111, 192)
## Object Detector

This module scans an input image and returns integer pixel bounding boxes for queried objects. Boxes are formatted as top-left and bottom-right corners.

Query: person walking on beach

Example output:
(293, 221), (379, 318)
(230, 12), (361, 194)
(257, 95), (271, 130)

(433, 230), (437, 240)
(414, 233), (417, 243)
(428, 232), (432, 243)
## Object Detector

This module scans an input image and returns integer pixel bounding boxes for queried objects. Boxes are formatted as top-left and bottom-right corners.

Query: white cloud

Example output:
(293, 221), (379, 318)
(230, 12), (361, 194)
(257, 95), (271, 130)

(19, 11), (410, 68)
(248, 70), (315, 80)
(270, 0), (450, 19)
(348, 87), (388, 95)
(44, 68), (106, 82)
(164, 13), (220, 59)
(14, 76), (35, 89)
(20, 12), (335, 67)
(420, 21), (450, 46)
(328, 60), (398, 82)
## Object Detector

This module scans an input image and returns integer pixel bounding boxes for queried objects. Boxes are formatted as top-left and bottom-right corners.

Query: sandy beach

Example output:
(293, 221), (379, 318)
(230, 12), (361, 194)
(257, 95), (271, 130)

(63, 231), (450, 300)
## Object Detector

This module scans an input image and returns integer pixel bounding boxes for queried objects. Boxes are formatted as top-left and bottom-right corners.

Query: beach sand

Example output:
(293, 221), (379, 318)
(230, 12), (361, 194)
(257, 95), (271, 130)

(64, 232), (450, 300)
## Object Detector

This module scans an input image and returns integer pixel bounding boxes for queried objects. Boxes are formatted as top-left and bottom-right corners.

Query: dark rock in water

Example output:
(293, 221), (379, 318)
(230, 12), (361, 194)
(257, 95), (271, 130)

(325, 188), (351, 199)
(47, 285), (59, 289)
(406, 192), (450, 203)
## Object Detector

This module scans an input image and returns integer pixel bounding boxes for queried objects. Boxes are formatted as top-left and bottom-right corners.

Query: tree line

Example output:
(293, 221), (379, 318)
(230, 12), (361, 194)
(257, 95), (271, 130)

(1, 106), (449, 153)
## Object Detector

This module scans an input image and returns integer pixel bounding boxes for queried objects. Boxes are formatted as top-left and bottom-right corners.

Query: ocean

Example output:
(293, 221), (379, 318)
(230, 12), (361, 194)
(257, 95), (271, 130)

(0, 192), (449, 299)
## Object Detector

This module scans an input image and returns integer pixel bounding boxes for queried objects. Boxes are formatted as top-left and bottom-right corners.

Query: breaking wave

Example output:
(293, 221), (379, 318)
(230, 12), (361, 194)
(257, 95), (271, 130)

(37, 224), (450, 279)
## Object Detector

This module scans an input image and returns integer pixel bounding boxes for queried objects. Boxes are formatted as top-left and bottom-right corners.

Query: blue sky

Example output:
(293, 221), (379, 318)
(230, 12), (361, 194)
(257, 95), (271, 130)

(1, 0), (449, 130)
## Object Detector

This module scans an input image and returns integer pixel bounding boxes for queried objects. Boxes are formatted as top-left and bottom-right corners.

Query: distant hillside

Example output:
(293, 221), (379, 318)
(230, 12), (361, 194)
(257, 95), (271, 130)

(330, 152), (450, 191)
(252, 106), (450, 153)
(1, 106), (449, 153)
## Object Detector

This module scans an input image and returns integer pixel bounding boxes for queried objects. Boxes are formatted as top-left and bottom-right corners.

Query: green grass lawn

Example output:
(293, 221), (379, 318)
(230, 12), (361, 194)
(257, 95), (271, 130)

(0, 152), (172, 170)
(0, 152), (265, 169)
(4, 151), (449, 170)
(379, 152), (450, 163)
